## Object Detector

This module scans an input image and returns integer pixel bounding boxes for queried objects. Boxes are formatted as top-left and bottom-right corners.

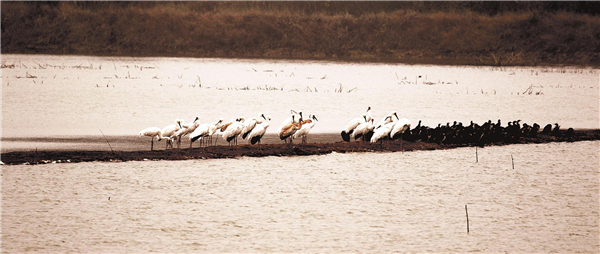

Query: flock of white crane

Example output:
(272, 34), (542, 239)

(341, 106), (412, 143)
(139, 107), (409, 151)
(138, 110), (319, 151)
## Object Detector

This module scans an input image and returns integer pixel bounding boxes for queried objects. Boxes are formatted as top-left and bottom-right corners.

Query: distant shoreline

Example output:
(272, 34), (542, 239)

(5, 52), (600, 69)
(2, 130), (599, 165)
(3, 2), (599, 67)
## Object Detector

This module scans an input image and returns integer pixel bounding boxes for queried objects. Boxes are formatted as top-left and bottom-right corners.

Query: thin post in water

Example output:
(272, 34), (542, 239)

(99, 129), (115, 155)
(511, 154), (514, 169)
(465, 204), (470, 233)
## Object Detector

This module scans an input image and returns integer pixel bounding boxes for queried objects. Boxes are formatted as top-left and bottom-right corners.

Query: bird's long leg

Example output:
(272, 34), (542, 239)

(151, 137), (154, 151)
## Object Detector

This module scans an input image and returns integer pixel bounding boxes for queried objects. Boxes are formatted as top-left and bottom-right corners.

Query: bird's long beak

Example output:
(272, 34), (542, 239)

(394, 112), (399, 120)
(261, 114), (266, 121)
(313, 115), (318, 121)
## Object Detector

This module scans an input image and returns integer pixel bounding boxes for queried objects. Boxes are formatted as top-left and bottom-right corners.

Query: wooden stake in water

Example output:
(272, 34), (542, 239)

(511, 154), (514, 169)
(99, 129), (115, 155)
(465, 204), (470, 233)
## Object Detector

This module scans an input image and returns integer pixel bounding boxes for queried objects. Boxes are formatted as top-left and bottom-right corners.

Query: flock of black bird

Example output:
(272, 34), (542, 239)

(373, 120), (571, 146)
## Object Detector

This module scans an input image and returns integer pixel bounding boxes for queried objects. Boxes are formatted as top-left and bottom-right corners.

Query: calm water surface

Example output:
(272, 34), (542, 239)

(2, 141), (598, 252)
(2, 54), (599, 252)
(1, 54), (598, 137)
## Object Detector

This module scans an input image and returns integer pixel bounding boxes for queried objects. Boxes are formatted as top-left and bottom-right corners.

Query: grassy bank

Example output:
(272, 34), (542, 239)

(2, 2), (600, 66)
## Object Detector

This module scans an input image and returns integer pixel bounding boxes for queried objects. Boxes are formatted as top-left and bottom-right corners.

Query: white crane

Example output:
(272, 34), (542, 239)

(390, 118), (411, 140)
(293, 114), (318, 143)
(371, 116), (396, 143)
(278, 110), (302, 134)
(341, 113), (366, 142)
(189, 119), (223, 148)
(365, 106), (373, 122)
(375, 111), (398, 129)
(241, 114), (267, 141)
(222, 117), (245, 146)
(352, 118), (375, 142)
(279, 115), (303, 143)
(161, 119), (183, 149)
(139, 127), (170, 151)
(248, 116), (272, 145)
(173, 116), (200, 148)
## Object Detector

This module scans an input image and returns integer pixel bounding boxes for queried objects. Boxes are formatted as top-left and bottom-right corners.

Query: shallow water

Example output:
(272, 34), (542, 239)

(2, 141), (598, 252)
(1, 54), (598, 138)
(2, 54), (599, 252)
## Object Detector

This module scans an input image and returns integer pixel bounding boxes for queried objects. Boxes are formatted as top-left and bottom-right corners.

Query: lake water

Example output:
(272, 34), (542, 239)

(1, 55), (599, 252)
(2, 141), (598, 252)
(1, 54), (598, 138)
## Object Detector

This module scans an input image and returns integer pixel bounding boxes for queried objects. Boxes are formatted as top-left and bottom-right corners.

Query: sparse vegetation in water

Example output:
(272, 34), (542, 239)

(2, 1), (599, 66)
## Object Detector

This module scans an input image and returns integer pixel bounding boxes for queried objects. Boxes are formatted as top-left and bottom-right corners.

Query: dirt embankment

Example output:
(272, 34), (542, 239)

(2, 130), (598, 165)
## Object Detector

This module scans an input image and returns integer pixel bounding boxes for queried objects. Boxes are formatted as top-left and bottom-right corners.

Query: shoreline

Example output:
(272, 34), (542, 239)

(4, 2), (600, 68)
(5, 52), (600, 68)
(2, 130), (599, 165)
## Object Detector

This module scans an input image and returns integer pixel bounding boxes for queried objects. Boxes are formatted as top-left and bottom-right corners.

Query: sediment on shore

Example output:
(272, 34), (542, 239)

(1, 129), (598, 165)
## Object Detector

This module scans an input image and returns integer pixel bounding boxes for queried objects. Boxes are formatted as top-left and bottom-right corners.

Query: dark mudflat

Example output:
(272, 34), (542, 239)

(2, 129), (598, 165)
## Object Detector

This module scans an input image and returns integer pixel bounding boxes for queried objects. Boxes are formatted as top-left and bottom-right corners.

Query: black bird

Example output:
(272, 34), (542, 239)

(542, 124), (552, 135)
(530, 123), (540, 137)
(551, 123), (561, 136)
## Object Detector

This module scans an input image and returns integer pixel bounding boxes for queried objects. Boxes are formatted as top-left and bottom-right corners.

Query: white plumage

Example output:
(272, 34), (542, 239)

(189, 119), (223, 148)
(279, 115), (302, 143)
(371, 120), (395, 143)
(248, 116), (271, 145)
(365, 106), (373, 122)
(390, 118), (411, 140)
(241, 114), (266, 140)
(375, 112), (398, 129)
(161, 119), (183, 149)
(139, 127), (170, 151)
(293, 114), (318, 143)
(173, 116), (200, 148)
(352, 119), (374, 141)
(278, 110), (302, 134)
(222, 117), (245, 146)
(341, 114), (366, 141)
